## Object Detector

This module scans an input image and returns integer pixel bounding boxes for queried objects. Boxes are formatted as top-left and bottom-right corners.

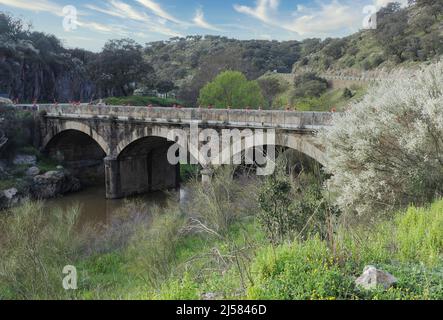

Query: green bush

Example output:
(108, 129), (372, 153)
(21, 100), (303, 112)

(293, 73), (329, 98)
(394, 201), (443, 267)
(151, 273), (200, 300)
(247, 238), (354, 300)
(198, 71), (265, 109)
(336, 200), (443, 271)
(258, 164), (337, 243)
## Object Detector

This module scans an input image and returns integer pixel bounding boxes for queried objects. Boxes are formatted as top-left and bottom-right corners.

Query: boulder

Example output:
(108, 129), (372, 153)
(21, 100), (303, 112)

(31, 170), (81, 199)
(0, 188), (22, 209)
(201, 292), (221, 300)
(355, 265), (397, 290)
(26, 166), (40, 176)
(56, 165), (64, 170)
(13, 154), (37, 166)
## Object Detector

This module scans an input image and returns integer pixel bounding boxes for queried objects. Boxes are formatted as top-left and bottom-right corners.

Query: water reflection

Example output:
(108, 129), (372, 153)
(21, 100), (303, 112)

(43, 186), (177, 227)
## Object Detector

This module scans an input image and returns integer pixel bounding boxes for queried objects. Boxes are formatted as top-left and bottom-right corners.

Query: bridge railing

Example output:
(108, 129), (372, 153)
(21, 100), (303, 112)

(17, 104), (335, 130)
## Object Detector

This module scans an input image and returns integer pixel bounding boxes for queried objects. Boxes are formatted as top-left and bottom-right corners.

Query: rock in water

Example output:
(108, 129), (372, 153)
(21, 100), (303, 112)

(355, 265), (397, 290)
(13, 155), (37, 166)
(26, 166), (40, 176)
(31, 170), (81, 199)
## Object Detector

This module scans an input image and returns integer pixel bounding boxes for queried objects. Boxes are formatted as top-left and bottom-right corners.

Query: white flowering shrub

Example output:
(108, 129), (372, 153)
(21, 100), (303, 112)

(321, 62), (443, 216)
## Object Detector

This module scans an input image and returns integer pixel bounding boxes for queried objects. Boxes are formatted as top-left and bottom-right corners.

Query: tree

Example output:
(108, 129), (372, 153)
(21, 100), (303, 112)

(198, 71), (265, 109)
(375, 3), (409, 62)
(321, 63), (443, 216)
(155, 80), (175, 97)
(257, 77), (285, 108)
(293, 72), (329, 98)
(93, 39), (155, 97)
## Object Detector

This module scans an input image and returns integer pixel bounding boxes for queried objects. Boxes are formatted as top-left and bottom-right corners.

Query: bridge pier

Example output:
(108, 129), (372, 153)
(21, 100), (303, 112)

(104, 156), (121, 199)
(104, 149), (180, 200)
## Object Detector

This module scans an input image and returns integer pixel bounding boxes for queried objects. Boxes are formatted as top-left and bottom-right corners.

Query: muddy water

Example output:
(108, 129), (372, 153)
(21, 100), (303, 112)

(43, 186), (186, 227)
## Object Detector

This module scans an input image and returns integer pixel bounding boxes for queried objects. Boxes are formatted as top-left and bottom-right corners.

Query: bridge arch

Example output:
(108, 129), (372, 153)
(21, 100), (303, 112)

(219, 132), (327, 168)
(43, 121), (110, 156)
(42, 121), (110, 187)
(115, 126), (200, 164)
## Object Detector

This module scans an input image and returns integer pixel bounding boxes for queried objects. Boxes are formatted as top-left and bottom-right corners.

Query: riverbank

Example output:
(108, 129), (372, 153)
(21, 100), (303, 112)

(0, 153), (82, 210)
(0, 167), (441, 300)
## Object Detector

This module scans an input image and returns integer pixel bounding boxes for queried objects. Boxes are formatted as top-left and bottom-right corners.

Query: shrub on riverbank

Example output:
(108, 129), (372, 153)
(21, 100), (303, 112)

(321, 62), (443, 216)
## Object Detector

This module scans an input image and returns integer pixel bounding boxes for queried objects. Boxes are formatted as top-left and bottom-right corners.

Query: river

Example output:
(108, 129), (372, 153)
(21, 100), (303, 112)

(43, 186), (186, 227)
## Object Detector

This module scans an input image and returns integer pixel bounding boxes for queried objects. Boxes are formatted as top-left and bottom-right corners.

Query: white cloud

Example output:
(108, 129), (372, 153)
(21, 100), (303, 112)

(234, 0), (367, 37)
(76, 21), (116, 33)
(193, 8), (222, 31)
(85, 0), (148, 22)
(85, 3), (126, 19)
(84, 1), (183, 38)
(286, 1), (361, 36)
(0, 0), (64, 16)
(108, 0), (148, 21)
(135, 0), (182, 24)
(234, 0), (280, 23)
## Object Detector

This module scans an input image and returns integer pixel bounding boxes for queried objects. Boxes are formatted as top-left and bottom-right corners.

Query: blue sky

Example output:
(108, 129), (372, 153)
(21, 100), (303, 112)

(0, 0), (406, 51)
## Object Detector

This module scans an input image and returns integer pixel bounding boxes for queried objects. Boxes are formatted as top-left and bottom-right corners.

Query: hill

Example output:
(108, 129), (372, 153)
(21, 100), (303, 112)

(0, 1), (441, 106)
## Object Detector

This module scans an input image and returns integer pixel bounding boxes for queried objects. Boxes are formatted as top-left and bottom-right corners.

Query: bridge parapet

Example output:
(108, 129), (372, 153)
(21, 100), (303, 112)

(23, 104), (334, 131)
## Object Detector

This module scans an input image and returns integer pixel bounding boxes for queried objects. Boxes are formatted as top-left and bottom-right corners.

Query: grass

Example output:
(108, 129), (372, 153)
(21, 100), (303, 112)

(0, 170), (442, 300)
(36, 157), (59, 173)
(293, 86), (367, 112)
(104, 96), (189, 108)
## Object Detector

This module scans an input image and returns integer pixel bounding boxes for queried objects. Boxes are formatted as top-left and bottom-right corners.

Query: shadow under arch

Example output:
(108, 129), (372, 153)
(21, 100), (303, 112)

(42, 121), (110, 156)
(113, 134), (198, 198)
(43, 128), (107, 186)
(219, 133), (326, 170)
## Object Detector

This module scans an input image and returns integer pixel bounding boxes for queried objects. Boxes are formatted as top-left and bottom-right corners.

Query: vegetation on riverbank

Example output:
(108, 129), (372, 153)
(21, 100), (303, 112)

(0, 166), (442, 300)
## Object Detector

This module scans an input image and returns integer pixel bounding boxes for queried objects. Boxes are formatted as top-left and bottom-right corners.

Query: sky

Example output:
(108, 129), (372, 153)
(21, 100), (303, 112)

(0, 0), (408, 51)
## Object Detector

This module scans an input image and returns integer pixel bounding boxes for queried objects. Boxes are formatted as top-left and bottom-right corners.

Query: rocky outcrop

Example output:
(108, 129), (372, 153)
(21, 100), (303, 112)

(30, 170), (81, 199)
(355, 265), (397, 290)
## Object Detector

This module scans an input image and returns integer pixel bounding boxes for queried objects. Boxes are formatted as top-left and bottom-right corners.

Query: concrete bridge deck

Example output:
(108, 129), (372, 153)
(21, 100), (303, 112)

(18, 104), (334, 131)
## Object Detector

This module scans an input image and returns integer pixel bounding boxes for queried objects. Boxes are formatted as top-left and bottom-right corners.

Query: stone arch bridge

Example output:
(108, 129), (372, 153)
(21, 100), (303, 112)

(19, 104), (333, 199)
